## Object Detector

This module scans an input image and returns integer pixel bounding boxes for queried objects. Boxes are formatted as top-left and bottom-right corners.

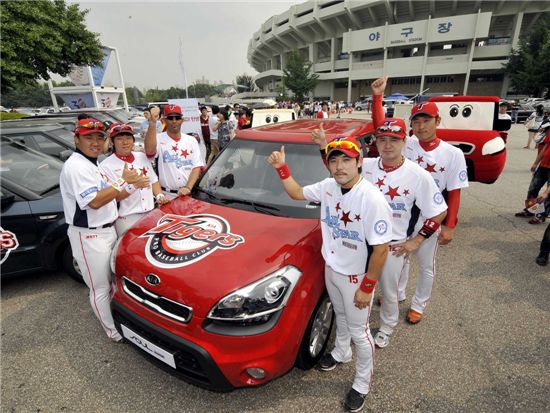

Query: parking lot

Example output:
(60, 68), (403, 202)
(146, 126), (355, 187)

(2, 123), (549, 412)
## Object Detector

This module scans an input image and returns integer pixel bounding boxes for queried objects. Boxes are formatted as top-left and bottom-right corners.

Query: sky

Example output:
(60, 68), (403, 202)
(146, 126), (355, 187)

(68, 0), (304, 90)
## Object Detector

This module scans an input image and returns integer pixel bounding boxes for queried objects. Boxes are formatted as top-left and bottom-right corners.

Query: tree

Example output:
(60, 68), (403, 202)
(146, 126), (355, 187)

(1, 0), (104, 94)
(282, 50), (319, 102)
(235, 74), (254, 93)
(504, 17), (550, 97)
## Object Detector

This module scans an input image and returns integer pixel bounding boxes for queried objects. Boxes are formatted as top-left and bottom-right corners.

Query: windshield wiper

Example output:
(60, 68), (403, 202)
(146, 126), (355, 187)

(194, 186), (221, 201)
(218, 198), (281, 215)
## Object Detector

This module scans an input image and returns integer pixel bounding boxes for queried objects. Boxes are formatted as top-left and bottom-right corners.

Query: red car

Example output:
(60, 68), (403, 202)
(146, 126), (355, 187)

(110, 119), (373, 391)
(429, 96), (509, 184)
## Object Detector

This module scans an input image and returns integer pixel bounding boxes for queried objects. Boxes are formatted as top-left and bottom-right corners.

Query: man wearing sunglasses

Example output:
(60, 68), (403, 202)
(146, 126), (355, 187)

(60, 118), (141, 342)
(370, 76), (468, 325)
(267, 139), (392, 412)
(99, 122), (169, 236)
(144, 104), (204, 199)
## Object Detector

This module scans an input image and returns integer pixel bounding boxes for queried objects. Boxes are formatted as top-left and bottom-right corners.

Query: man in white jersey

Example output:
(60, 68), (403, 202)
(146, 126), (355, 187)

(144, 104), (204, 199)
(99, 123), (169, 236)
(267, 137), (392, 412)
(370, 76), (469, 324)
(60, 119), (140, 342)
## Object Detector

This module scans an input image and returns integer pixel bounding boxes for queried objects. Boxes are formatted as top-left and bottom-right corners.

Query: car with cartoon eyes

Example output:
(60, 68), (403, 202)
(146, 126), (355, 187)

(429, 96), (509, 184)
(250, 109), (296, 128)
(109, 118), (374, 391)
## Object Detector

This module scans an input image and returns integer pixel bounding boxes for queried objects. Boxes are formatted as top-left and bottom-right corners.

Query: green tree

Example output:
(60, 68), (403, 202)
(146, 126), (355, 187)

(125, 86), (144, 105)
(235, 74), (254, 93)
(1, 0), (104, 94)
(187, 83), (218, 98)
(2, 81), (69, 107)
(504, 17), (550, 97)
(282, 50), (319, 102)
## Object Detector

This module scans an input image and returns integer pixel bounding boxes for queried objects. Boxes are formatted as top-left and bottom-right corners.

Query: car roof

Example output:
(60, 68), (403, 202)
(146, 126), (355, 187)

(236, 118), (371, 143)
(0, 122), (69, 133)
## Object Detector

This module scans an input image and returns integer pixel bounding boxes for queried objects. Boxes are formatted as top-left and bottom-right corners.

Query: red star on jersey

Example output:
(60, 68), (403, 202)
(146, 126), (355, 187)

(172, 145), (178, 153)
(140, 167), (148, 176)
(385, 186), (400, 200)
(340, 210), (353, 226)
(416, 155), (424, 164)
(425, 163), (437, 173)
(376, 178), (385, 188)
(439, 166), (446, 172)
(403, 189), (410, 196)
(335, 202), (341, 212)
(180, 149), (190, 158)
(354, 214), (361, 221)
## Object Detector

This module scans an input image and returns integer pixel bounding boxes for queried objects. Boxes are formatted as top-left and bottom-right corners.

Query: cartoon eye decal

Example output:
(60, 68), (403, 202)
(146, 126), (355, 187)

(462, 105), (473, 118)
(265, 116), (271, 123)
(273, 115), (279, 123)
(449, 104), (460, 117)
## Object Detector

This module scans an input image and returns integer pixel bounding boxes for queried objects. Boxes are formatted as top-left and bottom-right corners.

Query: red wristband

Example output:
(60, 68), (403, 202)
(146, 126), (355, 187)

(276, 164), (291, 180)
(418, 218), (440, 238)
(359, 276), (377, 293)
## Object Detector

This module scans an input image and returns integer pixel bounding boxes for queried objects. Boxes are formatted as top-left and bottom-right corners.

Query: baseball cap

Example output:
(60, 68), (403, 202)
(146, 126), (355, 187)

(375, 118), (407, 140)
(325, 136), (361, 159)
(163, 104), (182, 116)
(410, 101), (439, 120)
(108, 122), (134, 140)
(74, 118), (106, 137)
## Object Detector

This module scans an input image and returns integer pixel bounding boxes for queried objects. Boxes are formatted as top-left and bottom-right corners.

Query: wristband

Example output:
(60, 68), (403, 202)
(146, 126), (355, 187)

(125, 184), (137, 194)
(276, 164), (291, 180)
(418, 218), (440, 238)
(155, 193), (166, 202)
(111, 177), (127, 192)
(359, 276), (377, 294)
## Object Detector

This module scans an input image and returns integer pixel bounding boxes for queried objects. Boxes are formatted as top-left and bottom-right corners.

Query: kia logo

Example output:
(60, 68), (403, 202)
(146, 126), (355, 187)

(145, 273), (161, 286)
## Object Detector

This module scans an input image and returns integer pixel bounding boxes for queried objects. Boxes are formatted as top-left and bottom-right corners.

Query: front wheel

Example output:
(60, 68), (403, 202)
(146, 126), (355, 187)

(62, 244), (84, 283)
(295, 292), (334, 369)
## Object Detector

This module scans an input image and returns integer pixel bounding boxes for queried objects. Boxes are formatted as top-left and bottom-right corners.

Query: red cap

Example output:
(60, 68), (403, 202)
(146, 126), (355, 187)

(108, 122), (134, 140)
(74, 118), (106, 137)
(326, 136), (361, 159)
(163, 104), (182, 116)
(375, 118), (407, 140)
(411, 101), (439, 119)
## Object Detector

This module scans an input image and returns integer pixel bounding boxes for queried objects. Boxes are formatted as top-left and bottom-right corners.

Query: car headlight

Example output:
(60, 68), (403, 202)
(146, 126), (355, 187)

(207, 265), (302, 322)
(109, 236), (124, 274)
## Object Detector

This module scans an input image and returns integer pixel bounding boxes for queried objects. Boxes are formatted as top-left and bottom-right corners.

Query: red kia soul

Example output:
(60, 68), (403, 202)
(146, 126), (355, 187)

(110, 119), (373, 391)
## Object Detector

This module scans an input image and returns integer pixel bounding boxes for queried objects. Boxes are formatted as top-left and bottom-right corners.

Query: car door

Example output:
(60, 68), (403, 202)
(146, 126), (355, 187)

(6, 133), (69, 159)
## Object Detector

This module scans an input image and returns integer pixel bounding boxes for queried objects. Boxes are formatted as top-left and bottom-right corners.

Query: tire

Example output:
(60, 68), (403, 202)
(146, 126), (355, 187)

(62, 244), (84, 283)
(295, 292), (334, 370)
(355, 106), (362, 111)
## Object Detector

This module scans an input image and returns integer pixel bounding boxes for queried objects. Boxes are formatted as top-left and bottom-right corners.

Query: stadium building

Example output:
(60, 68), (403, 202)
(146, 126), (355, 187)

(247, 0), (550, 101)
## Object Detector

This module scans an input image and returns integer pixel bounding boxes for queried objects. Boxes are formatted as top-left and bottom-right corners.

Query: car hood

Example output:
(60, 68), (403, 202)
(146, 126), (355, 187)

(116, 196), (320, 316)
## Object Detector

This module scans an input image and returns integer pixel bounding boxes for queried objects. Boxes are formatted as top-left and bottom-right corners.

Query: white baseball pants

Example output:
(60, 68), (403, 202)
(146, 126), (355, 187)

(325, 265), (375, 395)
(398, 230), (440, 314)
(115, 213), (145, 237)
(67, 225), (122, 341)
(378, 244), (407, 336)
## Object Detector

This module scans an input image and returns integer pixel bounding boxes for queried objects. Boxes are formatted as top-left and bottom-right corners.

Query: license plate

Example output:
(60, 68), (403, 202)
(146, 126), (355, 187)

(121, 324), (176, 369)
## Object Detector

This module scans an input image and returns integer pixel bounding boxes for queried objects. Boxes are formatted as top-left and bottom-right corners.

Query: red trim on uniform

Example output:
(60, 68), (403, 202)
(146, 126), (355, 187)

(79, 232), (114, 338)
(419, 138), (440, 152)
(444, 189), (461, 228)
(115, 153), (135, 163)
(167, 132), (181, 141)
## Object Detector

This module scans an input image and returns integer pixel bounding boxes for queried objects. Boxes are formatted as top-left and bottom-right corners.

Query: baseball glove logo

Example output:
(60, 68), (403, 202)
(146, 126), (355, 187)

(0, 227), (19, 264)
(141, 214), (245, 268)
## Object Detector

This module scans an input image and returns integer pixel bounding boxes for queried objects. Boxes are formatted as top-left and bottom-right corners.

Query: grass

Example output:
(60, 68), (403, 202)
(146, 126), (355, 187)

(0, 112), (28, 121)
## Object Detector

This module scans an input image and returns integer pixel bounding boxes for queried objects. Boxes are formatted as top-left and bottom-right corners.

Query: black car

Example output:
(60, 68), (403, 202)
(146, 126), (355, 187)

(0, 137), (81, 281)
(29, 108), (132, 124)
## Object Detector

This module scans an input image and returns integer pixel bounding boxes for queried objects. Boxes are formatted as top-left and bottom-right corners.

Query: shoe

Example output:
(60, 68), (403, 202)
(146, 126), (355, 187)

(374, 331), (390, 348)
(112, 337), (127, 344)
(406, 309), (423, 324)
(529, 215), (546, 225)
(318, 353), (340, 371)
(515, 209), (535, 217)
(344, 388), (367, 412)
(536, 251), (549, 266)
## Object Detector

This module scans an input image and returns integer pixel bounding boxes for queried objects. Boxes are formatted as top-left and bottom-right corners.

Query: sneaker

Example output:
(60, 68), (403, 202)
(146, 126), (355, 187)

(406, 309), (423, 324)
(318, 353), (340, 371)
(536, 251), (549, 266)
(374, 331), (390, 348)
(528, 215), (546, 225)
(344, 388), (367, 412)
(515, 209), (535, 217)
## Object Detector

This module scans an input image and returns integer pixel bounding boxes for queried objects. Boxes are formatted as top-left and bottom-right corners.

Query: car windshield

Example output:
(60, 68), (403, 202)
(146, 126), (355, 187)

(196, 139), (330, 218)
(0, 138), (63, 195)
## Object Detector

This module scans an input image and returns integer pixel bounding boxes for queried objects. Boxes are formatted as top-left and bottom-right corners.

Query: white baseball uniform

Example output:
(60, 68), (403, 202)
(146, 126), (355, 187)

(400, 137), (469, 313)
(99, 152), (159, 236)
(362, 158), (447, 335)
(60, 151), (122, 341)
(303, 177), (393, 395)
(151, 132), (204, 199)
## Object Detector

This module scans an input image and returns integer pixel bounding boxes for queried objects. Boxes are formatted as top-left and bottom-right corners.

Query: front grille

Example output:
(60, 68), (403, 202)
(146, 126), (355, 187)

(122, 277), (192, 323)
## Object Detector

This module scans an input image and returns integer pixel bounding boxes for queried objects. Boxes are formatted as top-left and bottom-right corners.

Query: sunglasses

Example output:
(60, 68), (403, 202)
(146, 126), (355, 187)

(324, 140), (360, 155)
(78, 121), (106, 131)
(376, 125), (404, 134)
(166, 116), (183, 121)
(110, 123), (133, 132)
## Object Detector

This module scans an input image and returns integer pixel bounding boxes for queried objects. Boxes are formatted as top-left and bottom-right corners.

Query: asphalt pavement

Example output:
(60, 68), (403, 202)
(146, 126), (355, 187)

(2, 123), (549, 412)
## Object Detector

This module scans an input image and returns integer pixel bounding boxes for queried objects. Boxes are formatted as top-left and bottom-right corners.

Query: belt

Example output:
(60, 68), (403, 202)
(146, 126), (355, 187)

(88, 222), (115, 230)
(161, 186), (179, 194)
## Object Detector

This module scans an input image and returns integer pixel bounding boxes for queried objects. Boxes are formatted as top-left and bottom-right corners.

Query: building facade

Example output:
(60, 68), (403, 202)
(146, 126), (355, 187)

(247, 0), (550, 101)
